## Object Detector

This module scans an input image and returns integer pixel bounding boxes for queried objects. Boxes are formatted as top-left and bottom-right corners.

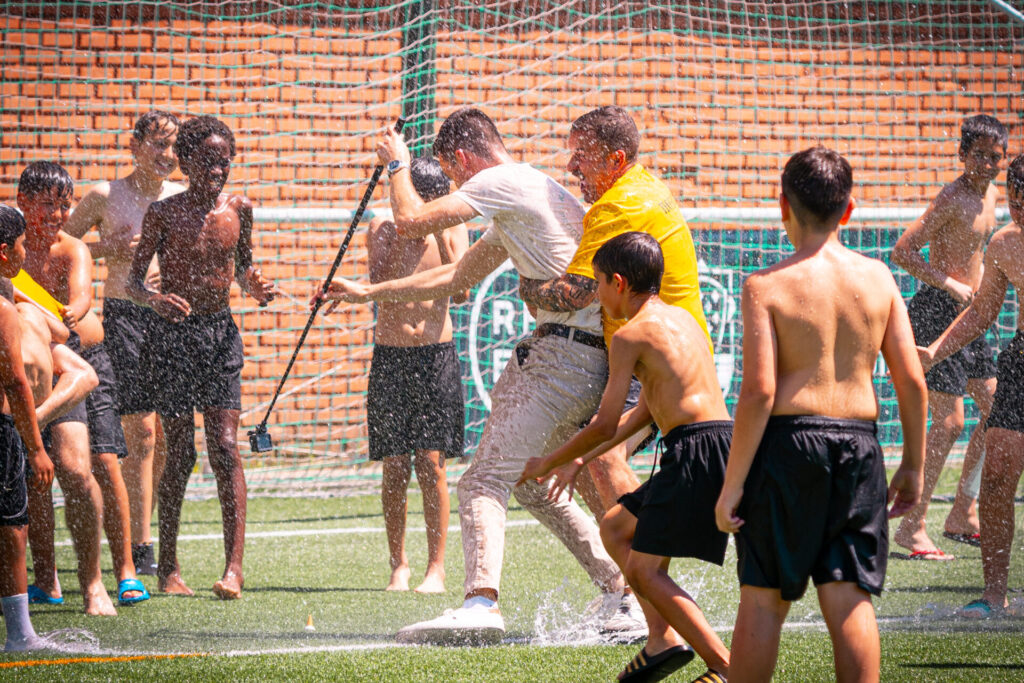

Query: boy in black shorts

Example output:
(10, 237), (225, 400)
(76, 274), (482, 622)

(127, 116), (275, 599)
(18, 162), (131, 614)
(366, 157), (468, 593)
(519, 232), (731, 683)
(892, 114), (1006, 556)
(919, 155), (1024, 618)
(715, 147), (926, 681)
(0, 204), (54, 650)
(65, 111), (185, 575)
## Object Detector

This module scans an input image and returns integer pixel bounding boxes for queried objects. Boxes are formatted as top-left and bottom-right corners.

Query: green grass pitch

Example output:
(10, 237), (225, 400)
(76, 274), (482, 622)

(2, 468), (1022, 681)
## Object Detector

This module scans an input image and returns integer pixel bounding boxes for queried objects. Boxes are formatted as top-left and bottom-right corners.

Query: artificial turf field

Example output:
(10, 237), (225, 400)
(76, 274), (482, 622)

(2, 468), (1022, 682)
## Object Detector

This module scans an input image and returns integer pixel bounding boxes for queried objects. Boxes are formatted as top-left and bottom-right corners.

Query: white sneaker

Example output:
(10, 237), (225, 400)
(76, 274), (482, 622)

(395, 605), (505, 646)
(600, 592), (648, 644)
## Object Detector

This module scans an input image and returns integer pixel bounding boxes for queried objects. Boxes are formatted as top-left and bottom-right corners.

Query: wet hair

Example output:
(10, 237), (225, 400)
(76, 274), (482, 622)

(592, 231), (663, 295)
(132, 110), (180, 142)
(431, 108), (505, 163)
(781, 146), (852, 229)
(570, 106), (640, 162)
(410, 157), (451, 202)
(959, 114), (1008, 155)
(0, 204), (26, 248)
(17, 161), (73, 199)
(174, 115), (236, 165)
(1007, 155), (1024, 198)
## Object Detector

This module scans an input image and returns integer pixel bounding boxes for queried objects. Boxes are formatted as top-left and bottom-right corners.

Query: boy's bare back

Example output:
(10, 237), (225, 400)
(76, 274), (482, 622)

(746, 241), (902, 421)
(367, 216), (465, 347)
(616, 296), (728, 431)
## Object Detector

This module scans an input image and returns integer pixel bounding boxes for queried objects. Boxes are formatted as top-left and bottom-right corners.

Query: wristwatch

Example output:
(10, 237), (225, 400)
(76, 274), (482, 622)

(386, 159), (408, 178)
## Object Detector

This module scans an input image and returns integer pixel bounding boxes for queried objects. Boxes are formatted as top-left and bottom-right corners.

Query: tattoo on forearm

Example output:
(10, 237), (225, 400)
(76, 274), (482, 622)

(519, 274), (597, 312)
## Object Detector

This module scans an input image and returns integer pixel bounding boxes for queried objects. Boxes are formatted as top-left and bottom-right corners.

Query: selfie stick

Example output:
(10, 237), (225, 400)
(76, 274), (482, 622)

(249, 117), (407, 453)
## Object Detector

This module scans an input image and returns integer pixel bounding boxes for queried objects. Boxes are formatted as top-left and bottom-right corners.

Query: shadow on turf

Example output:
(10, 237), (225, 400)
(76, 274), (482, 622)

(148, 629), (396, 642)
(886, 584), (983, 595)
(239, 586), (386, 594)
(903, 663), (1024, 670)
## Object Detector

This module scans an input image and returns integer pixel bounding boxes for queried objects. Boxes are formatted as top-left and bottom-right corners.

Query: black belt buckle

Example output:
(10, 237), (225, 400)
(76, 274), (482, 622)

(248, 426), (274, 453)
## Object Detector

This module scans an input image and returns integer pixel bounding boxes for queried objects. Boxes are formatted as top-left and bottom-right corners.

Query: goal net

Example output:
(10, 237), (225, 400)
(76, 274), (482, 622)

(1, 1), (1021, 494)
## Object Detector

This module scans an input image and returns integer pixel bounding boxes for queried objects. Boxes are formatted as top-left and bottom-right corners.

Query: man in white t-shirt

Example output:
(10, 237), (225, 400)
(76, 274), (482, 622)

(317, 108), (638, 645)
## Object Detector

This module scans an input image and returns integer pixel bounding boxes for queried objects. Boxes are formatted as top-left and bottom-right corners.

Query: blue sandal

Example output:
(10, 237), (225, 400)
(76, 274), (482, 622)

(118, 578), (151, 605)
(27, 584), (63, 605)
(959, 598), (996, 619)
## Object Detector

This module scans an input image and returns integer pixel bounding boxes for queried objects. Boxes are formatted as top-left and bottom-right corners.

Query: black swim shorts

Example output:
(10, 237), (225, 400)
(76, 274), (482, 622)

(620, 420), (731, 565)
(0, 414), (29, 527)
(141, 310), (244, 418)
(735, 416), (888, 601)
(80, 343), (129, 458)
(103, 298), (159, 415)
(907, 284), (997, 395)
(367, 342), (465, 461)
(987, 330), (1024, 433)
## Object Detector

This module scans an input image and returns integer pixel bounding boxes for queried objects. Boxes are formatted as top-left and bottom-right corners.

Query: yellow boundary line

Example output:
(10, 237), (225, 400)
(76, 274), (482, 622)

(0, 653), (207, 669)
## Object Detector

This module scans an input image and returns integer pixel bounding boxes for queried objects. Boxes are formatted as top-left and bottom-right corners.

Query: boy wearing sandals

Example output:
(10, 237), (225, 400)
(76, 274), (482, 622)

(519, 231), (731, 683)
(919, 155), (1024, 618)
(715, 147), (926, 682)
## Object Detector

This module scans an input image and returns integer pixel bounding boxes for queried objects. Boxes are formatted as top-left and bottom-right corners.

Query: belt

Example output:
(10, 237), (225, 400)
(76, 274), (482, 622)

(534, 323), (606, 351)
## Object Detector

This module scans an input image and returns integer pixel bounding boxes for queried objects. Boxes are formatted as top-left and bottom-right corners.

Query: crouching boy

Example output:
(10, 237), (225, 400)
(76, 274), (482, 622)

(519, 231), (731, 682)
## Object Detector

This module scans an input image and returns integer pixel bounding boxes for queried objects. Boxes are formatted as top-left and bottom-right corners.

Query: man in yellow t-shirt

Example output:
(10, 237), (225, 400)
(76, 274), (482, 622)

(520, 105), (711, 510)
(518, 105), (713, 644)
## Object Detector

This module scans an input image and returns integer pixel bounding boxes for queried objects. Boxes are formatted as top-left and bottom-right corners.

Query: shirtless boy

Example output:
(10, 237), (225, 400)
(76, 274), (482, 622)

(519, 231), (731, 683)
(127, 115), (275, 599)
(65, 110), (183, 575)
(891, 115), (1007, 557)
(17, 161), (124, 615)
(319, 108), (627, 644)
(0, 204), (54, 650)
(715, 146), (926, 682)
(919, 154), (1024, 618)
(367, 157), (468, 593)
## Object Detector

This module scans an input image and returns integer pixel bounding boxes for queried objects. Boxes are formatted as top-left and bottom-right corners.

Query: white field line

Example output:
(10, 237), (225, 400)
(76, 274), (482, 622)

(54, 519), (540, 547)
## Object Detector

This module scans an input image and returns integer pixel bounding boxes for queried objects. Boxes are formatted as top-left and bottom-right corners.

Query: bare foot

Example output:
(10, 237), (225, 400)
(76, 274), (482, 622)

(158, 571), (195, 596)
(82, 582), (117, 616)
(894, 526), (941, 555)
(414, 569), (446, 594)
(386, 564), (411, 592)
(212, 571), (243, 600)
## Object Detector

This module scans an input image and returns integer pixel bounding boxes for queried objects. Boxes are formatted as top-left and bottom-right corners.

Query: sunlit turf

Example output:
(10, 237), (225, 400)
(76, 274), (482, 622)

(2, 466), (1022, 681)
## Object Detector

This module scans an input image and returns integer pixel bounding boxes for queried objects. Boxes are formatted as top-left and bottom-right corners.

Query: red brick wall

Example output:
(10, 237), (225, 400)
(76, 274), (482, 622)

(1, 11), (1021, 457)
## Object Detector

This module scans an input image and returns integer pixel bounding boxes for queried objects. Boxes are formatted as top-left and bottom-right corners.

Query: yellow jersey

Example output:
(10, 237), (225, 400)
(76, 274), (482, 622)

(566, 164), (712, 351)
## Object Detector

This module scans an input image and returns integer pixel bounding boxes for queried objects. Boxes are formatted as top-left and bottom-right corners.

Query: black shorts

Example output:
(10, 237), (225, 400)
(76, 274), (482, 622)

(367, 342), (464, 461)
(140, 310), (244, 418)
(619, 421), (731, 565)
(103, 298), (159, 415)
(907, 284), (997, 395)
(81, 343), (129, 458)
(0, 414), (29, 527)
(987, 330), (1024, 432)
(735, 416), (888, 601)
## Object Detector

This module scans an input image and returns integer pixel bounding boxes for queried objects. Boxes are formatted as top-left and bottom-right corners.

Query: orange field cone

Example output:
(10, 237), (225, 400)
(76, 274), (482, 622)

(305, 614), (315, 632)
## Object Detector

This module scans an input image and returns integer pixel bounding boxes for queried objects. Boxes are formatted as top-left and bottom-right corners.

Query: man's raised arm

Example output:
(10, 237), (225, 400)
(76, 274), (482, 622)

(377, 126), (479, 239)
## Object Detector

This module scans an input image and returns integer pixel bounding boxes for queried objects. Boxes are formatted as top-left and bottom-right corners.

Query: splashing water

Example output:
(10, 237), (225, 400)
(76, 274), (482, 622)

(529, 578), (608, 645)
(36, 628), (102, 654)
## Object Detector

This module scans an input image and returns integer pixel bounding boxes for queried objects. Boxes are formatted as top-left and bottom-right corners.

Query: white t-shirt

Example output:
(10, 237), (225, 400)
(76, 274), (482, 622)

(454, 163), (602, 335)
